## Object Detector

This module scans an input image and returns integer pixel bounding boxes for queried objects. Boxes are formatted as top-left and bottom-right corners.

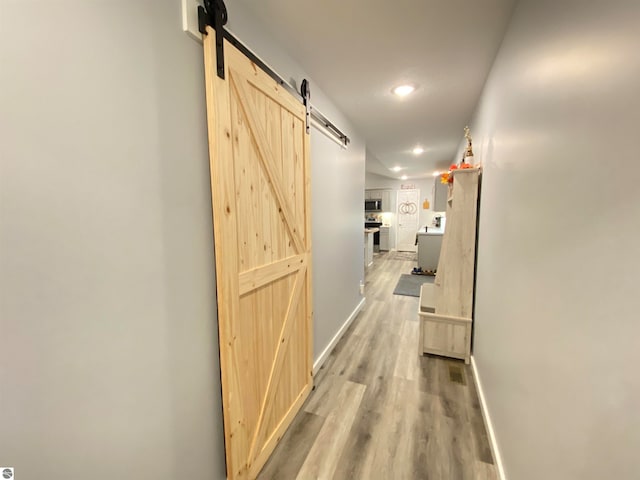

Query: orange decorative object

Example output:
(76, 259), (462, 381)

(442, 161), (474, 185)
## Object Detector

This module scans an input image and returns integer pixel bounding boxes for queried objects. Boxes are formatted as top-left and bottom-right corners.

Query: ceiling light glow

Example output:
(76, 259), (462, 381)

(391, 166), (402, 172)
(392, 84), (416, 97)
(432, 171), (441, 177)
(401, 175), (408, 180)
(412, 146), (424, 155)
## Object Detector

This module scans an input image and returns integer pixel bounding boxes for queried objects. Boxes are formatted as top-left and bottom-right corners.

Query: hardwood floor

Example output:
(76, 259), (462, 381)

(258, 251), (496, 480)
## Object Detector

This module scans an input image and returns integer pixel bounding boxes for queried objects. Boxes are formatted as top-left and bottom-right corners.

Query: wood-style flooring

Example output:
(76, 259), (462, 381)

(258, 251), (496, 480)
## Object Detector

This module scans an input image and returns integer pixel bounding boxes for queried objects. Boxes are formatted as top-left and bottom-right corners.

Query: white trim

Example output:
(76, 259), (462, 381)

(313, 297), (366, 375)
(181, 0), (203, 43)
(470, 356), (507, 480)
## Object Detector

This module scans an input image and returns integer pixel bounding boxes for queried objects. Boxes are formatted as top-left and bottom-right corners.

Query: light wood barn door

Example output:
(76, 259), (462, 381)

(203, 36), (313, 480)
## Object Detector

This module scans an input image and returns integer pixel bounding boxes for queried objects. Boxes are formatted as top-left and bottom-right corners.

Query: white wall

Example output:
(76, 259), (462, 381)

(225, 1), (366, 360)
(467, 1), (640, 479)
(0, 1), (226, 479)
(0, 2), (365, 478)
(365, 171), (443, 249)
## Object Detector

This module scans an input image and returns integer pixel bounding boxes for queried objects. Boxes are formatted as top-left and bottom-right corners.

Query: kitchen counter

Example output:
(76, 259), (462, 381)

(364, 228), (378, 267)
(416, 227), (444, 236)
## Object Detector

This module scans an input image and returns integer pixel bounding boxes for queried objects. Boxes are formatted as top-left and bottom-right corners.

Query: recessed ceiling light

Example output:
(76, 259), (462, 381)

(412, 146), (424, 155)
(391, 166), (402, 172)
(401, 175), (408, 180)
(432, 171), (441, 177)
(392, 84), (416, 97)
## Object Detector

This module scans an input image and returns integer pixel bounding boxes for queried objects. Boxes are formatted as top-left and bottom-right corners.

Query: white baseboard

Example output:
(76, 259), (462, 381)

(470, 356), (507, 480)
(312, 297), (366, 375)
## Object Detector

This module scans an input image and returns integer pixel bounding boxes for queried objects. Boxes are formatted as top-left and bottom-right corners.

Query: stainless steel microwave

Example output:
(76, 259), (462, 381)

(365, 199), (382, 211)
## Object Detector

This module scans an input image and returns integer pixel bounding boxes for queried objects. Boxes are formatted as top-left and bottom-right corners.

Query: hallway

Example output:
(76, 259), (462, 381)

(259, 252), (496, 479)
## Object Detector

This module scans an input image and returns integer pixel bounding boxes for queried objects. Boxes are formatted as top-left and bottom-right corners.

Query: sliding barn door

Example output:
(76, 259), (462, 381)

(203, 35), (313, 479)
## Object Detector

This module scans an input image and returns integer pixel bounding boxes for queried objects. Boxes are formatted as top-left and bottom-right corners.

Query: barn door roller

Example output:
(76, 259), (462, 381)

(197, 0), (350, 147)
(301, 79), (311, 133)
(198, 0), (228, 79)
(198, 0), (299, 98)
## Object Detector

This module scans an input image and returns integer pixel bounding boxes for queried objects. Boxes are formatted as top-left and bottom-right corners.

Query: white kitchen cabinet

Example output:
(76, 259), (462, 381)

(380, 190), (391, 212)
(364, 189), (380, 200)
(365, 189), (392, 211)
(433, 178), (448, 212)
(379, 226), (390, 251)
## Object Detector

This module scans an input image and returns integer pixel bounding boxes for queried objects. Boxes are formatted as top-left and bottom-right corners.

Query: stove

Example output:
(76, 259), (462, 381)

(364, 222), (383, 247)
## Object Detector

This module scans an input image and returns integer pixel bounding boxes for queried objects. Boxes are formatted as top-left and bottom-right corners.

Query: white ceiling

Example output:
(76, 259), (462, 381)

(237, 0), (516, 179)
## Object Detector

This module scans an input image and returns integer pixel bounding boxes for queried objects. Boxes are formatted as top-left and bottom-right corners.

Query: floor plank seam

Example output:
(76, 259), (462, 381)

(258, 252), (499, 480)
